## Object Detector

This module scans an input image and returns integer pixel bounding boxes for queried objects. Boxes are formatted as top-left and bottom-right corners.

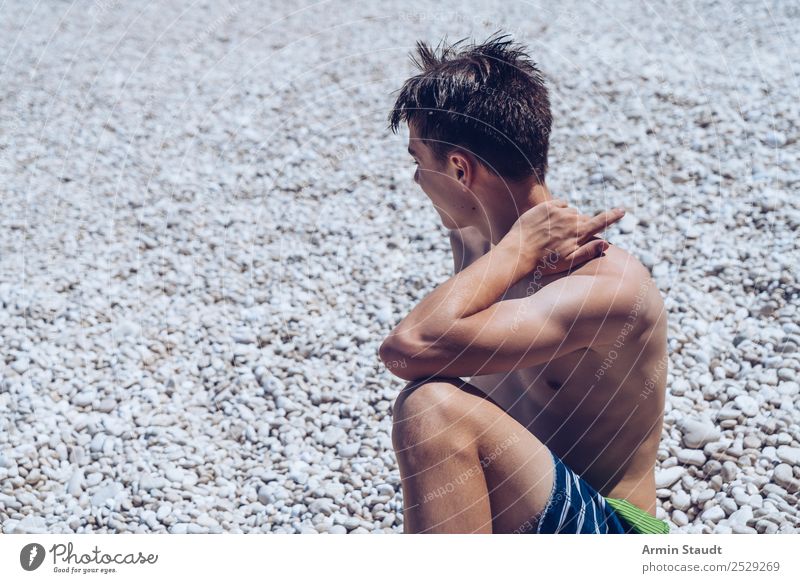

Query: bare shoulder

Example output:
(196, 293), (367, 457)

(573, 243), (667, 335)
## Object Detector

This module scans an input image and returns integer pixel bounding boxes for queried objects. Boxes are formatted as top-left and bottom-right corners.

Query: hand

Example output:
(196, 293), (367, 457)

(500, 199), (626, 274)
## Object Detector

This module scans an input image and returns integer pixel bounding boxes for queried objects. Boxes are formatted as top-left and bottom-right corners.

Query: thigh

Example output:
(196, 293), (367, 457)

(397, 376), (556, 534)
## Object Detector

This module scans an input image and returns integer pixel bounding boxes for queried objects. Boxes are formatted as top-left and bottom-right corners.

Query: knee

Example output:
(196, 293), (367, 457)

(391, 378), (474, 452)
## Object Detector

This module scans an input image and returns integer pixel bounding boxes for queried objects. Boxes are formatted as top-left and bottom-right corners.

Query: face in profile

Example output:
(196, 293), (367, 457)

(407, 121), (482, 230)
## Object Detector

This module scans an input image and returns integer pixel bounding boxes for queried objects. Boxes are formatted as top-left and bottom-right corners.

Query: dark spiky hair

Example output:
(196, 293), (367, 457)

(388, 32), (552, 182)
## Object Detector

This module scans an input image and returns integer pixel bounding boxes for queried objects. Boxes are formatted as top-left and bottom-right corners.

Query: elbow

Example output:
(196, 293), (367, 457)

(378, 334), (417, 381)
(379, 332), (435, 381)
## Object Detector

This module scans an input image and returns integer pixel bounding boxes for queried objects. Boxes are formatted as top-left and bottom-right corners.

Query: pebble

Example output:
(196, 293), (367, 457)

(655, 467), (685, 489)
(729, 505), (753, 525)
(68, 469), (84, 496)
(776, 446), (800, 465)
(676, 449), (706, 467)
(10, 359), (29, 374)
(139, 474), (167, 491)
(257, 486), (272, 506)
(678, 418), (721, 448)
(773, 464), (800, 494)
(322, 426), (347, 447)
(72, 391), (96, 407)
(734, 395), (759, 417)
(700, 506), (725, 522)
(671, 509), (688, 527)
(337, 443), (361, 458)
(670, 490), (691, 511)
(157, 504), (172, 521)
(91, 483), (122, 507)
(165, 468), (185, 483)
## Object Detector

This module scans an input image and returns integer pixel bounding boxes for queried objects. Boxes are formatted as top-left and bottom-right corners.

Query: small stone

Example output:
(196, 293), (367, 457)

(95, 399), (117, 413)
(157, 504), (172, 521)
(10, 359), (29, 374)
(113, 319), (141, 340)
(743, 434), (762, 449)
(773, 464), (800, 494)
(721, 461), (738, 482)
(165, 467), (184, 483)
(677, 449), (706, 466)
(324, 482), (346, 498)
(67, 470), (84, 496)
(321, 426), (347, 447)
(776, 446), (800, 465)
(763, 131), (787, 147)
(376, 484), (395, 497)
(678, 418), (721, 448)
(716, 405), (741, 421)
(232, 328), (257, 344)
(616, 213), (637, 234)
(720, 498), (738, 516)
(72, 391), (96, 407)
(91, 483), (122, 507)
(729, 505), (753, 525)
(670, 490), (691, 511)
(700, 506), (725, 522)
(734, 395), (759, 417)
(652, 263), (669, 278)
(258, 485), (272, 505)
(309, 499), (334, 515)
(139, 474), (167, 491)
(655, 466), (685, 489)
(671, 509), (688, 527)
(337, 442), (361, 458)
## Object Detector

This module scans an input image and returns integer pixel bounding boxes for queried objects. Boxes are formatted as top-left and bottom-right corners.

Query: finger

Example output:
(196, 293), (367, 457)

(568, 239), (610, 267)
(581, 208), (625, 239)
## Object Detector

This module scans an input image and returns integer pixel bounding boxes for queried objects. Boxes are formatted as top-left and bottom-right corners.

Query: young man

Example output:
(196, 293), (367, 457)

(379, 33), (670, 534)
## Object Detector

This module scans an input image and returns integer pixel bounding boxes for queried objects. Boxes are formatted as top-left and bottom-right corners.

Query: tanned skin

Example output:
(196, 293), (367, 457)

(379, 121), (668, 533)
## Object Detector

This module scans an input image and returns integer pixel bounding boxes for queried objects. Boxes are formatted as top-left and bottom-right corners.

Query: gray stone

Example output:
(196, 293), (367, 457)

(337, 442), (361, 458)
(773, 464), (800, 493)
(776, 446), (800, 465)
(678, 418), (721, 449)
(700, 506), (725, 522)
(655, 467), (685, 489)
(677, 449), (706, 466)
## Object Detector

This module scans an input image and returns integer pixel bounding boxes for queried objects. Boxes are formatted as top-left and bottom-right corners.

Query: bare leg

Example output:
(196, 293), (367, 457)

(392, 377), (555, 534)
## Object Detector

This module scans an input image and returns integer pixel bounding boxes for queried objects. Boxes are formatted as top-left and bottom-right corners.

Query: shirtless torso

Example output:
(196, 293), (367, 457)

(450, 225), (668, 516)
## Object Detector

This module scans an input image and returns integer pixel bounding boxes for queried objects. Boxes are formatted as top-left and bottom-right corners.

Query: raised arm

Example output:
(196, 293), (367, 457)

(388, 269), (646, 379)
(379, 200), (627, 381)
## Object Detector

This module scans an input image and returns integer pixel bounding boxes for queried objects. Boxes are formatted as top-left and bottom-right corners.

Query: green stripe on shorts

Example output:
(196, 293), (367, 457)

(604, 497), (671, 534)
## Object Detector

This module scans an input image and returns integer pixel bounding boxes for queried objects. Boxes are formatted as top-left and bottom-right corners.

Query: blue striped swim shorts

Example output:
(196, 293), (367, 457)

(522, 449), (647, 534)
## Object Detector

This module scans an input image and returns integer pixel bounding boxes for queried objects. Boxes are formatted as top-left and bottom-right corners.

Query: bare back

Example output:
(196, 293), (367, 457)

(449, 226), (668, 515)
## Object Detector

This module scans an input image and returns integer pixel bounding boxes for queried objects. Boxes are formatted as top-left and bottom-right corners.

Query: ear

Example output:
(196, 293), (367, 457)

(448, 150), (475, 190)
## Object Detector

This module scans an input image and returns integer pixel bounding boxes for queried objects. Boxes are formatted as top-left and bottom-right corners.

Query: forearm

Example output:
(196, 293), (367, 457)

(387, 240), (536, 344)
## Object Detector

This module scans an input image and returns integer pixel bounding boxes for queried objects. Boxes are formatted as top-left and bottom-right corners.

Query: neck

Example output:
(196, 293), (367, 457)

(476, 179), (553, 246)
